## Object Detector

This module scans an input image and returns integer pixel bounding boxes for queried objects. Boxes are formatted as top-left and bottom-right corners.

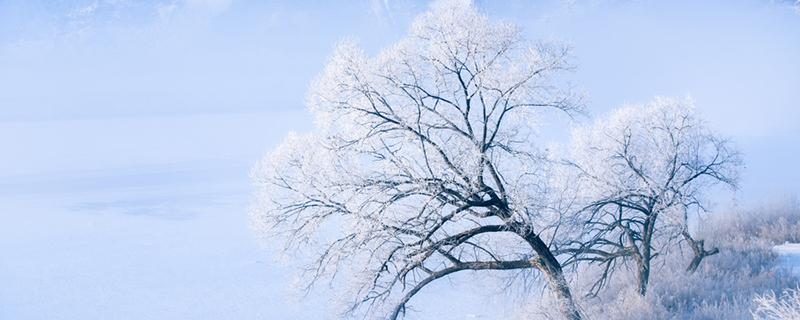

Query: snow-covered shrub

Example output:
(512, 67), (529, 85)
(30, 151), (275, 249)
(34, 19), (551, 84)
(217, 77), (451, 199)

(753, 287), (800, 320)
(551, 198), (800, 319)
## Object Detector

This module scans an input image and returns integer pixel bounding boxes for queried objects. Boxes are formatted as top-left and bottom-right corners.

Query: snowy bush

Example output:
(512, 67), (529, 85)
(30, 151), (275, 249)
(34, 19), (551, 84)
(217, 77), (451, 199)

(753, 287), (800, 320)
(532, 198), (800, 319)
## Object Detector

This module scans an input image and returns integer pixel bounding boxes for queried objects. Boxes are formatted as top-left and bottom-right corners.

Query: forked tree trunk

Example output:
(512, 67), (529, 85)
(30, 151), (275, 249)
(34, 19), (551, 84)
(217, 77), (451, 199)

(682, 230), (720, 273)
(513, 222), (582, 320)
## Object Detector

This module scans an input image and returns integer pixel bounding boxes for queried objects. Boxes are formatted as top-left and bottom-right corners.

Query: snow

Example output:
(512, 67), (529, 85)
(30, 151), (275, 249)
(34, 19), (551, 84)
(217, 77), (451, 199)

(2, 1), (799, 318)
(774, 243), (800, 276)
(0, 112), (515, 320)
(0, 112), (328, 319)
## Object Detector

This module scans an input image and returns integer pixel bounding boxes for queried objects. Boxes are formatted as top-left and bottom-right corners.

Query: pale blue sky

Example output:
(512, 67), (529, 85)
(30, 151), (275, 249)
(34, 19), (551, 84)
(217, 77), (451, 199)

(1, 0), (797, 199)
(0, 1), (798, 319)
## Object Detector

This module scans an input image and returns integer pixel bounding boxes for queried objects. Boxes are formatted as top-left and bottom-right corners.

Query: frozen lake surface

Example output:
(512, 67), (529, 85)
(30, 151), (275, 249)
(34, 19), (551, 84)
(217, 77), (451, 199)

(0, 113), (514, 320)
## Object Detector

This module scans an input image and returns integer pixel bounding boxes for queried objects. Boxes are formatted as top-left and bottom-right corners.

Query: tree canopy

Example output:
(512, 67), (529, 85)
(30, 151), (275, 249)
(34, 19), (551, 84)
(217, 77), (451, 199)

(251, 0), (584, 318)
(250, 1), (742, 319)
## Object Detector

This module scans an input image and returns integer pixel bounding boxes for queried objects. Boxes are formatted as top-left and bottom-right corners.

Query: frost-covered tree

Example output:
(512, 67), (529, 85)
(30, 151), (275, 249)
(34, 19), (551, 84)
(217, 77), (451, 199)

(250, 1), (585, 319)
(562, 98), (741, 296)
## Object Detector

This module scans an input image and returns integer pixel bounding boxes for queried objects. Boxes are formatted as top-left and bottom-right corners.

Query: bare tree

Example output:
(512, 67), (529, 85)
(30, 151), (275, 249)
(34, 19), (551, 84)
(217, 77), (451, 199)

(250, 1), (586, 319)
(561, 98), (741, 296)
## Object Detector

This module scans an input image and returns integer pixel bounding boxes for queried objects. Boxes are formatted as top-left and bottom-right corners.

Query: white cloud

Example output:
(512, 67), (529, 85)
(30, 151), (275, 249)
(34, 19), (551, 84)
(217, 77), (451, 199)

(69, 1), (100, 18)
(184, 0), (234, 14)
(154, 0), (234, 21)
(370, 0), (394, 22)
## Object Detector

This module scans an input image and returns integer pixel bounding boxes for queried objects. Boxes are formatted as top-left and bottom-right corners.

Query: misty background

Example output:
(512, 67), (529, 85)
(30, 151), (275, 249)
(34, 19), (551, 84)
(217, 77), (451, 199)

(1, 0), (798, 318)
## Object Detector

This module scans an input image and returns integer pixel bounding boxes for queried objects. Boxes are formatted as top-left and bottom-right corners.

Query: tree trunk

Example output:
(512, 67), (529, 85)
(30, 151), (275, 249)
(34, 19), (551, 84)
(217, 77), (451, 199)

(636, 218), (655, 296)
(512, 222), (581, 320)
(686, 255), (703, 273)
(682, 231), (719, 273)
(637, 254), (650, 296)
(541, 258), (582, 320)
(685, 246), (719, 273)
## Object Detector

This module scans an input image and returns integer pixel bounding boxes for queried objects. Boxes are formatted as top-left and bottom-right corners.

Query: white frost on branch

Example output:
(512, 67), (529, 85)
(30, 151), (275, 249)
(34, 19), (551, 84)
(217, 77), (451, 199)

(250, 0), (585, 319)
(560, 97), (742, 296)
